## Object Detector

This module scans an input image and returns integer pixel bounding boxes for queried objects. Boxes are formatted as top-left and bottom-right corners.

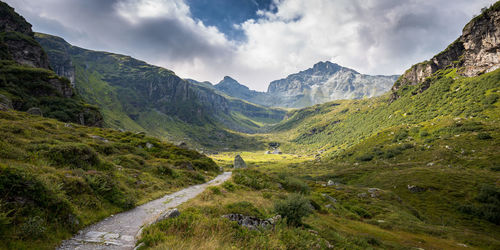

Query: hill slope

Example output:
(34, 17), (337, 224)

(36, 33), (285, 150)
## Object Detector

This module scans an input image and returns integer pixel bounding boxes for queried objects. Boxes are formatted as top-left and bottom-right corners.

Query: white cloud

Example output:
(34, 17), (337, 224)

(4, 0), (496, 91)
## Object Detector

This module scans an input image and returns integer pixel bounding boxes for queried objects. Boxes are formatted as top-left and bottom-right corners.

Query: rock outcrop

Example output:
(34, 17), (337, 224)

(393, 3), (500, 97)
(233, 155), (247, 169)
(0, 2), (50, 69)
(0, 1), (103, 126)
(222, 214), (281, 230)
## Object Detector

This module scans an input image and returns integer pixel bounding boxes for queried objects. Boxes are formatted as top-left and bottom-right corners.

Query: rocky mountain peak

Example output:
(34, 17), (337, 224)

(393, 3), (500, 97)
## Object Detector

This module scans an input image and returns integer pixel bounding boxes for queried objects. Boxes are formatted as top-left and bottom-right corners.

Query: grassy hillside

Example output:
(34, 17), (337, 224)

(35, 33), (285, 151)
(0, 110), (221, 249)
(270, 68), (500, 157)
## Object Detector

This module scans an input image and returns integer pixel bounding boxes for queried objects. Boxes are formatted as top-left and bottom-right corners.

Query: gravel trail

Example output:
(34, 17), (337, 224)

(58, 172), (232, 250)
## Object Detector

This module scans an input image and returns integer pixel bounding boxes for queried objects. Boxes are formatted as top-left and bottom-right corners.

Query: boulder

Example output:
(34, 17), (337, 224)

(27, 107), (43, 116)
(272, 148), (282, 154)
(327, 180), (339, 186)
(222, 214), (280, 230)
(146, 142), (153, 149)
(234, 155), (247, 169)
(155, 208), (180, 224)
(265, 151), (271, 154)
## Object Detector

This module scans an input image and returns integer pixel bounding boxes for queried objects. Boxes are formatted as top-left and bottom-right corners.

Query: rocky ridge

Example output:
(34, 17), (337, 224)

(212, 62), (398, 109)
(392, 3), (500, 97)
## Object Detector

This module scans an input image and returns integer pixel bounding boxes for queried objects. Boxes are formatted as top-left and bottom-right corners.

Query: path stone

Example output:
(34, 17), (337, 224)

(58, 172), (232, 250)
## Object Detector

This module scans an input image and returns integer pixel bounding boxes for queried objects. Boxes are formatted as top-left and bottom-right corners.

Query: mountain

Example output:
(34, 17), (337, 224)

(0, 1), (102, 125)
(392, 3), (500, 100)
(212, 62), (398, 109)
(267, 61), (399, 108)
(36, 34), (286, 150)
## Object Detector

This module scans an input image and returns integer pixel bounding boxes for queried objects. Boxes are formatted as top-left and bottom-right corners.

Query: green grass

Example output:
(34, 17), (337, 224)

(0, 110), (221, 249)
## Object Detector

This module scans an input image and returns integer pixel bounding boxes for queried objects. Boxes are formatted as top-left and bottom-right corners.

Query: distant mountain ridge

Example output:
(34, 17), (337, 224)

(212, 61), (398, 109)
(36, 33), (285, 150)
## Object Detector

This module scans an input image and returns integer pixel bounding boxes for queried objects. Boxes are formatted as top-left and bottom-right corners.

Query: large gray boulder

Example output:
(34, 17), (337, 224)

(234, 154), (247, 169)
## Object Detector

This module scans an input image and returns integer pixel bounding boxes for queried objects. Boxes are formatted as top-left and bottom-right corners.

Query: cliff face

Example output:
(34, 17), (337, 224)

(393, 4), (500, 95)
(0, 1), (102, 126)
(0, 2), (50, 69)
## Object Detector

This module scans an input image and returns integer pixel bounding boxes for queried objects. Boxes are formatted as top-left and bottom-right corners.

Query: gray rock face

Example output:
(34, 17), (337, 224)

(0, 2), (50, 69)
(213, 62), (397, 109)
(393, 6), (500, 98)
(233, 155), (247, 169)
(267, 62), (398, 108)
(222, 214), (281, 230)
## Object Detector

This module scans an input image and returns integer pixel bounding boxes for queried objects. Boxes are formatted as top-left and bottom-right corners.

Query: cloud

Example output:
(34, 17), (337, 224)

(4, 0), (496, 91)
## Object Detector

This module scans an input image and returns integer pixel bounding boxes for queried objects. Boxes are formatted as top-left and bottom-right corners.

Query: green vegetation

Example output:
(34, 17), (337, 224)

(0, 110), (220, 249)
(35, 33), (285, 151)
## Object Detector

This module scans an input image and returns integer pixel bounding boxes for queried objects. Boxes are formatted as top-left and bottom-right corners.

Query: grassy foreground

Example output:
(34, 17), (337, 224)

(0, 110), (221, 249)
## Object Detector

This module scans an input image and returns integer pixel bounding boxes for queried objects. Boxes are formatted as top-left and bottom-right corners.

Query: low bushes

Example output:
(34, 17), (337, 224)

(274, 194), (313, 226)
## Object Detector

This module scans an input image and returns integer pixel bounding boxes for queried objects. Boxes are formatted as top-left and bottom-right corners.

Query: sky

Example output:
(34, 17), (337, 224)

(4, 0), (496, 91)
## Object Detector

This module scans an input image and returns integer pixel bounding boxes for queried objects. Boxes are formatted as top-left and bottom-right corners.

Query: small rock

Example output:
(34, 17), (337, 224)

(64, 123), (73, 128)
(407, 185), (426, 193)
(357, 192), (368, 198)
(179, 162), (195, 171)
(377, 220), (385, 223)
(234, 155), (247, 169)
(27, 107), (43, 116)
(322, 194), (337, 203)
(90, 135), (109, 143)
(272, 148), (282, 154)
(327, 180), (339, 186)
(177, 141), (188, 149)
(145, 142), (153, 149)
(308, 229), (319, 235)
(325, 204), (334, 209)
(136, 131), (146, 136)
(265, 151), (271, 154)
(427, 162), (435, 166)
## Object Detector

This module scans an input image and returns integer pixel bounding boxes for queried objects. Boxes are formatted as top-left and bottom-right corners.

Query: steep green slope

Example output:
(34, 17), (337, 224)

(0, 110), (221, 249)
(35, 33), (285, 150)
(0, 2), (102, 126)
(272, 68), (500, 156)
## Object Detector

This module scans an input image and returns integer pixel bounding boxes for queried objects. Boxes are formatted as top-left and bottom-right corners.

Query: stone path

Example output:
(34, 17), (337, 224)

(58, 172), (232, 250)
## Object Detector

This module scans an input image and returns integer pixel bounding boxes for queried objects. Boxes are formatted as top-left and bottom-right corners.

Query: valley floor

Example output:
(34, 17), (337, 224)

(138, 152), (500, 250)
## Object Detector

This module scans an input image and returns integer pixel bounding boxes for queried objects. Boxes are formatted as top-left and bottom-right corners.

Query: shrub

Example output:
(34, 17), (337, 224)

(222, 181), (236, 192)
(156, 164), (174, 176)
(356, 154), (373, 162)
(477, 132), (492, 140)
(274, 194), (313, 226)
(45, 143), (100, 170)
(208, 186), (221, 195)
(20, 216), (46, 239)
(392, 130), (408, 142)
(282, 177), (310, 194)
